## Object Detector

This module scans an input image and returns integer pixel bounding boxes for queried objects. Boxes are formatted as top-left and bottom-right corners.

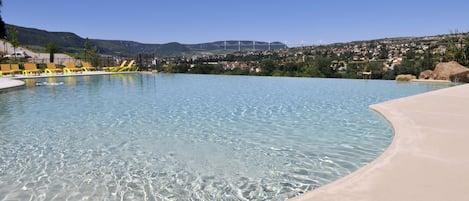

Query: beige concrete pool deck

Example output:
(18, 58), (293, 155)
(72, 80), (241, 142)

(291, 83), (469, 201)
(0, 71), (137, 91)
(0, 77), (25, 90)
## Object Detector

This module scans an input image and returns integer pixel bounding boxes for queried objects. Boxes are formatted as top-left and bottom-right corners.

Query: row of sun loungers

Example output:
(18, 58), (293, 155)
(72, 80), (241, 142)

(0, 63), (22, 76)
(0, 60), (138, 77)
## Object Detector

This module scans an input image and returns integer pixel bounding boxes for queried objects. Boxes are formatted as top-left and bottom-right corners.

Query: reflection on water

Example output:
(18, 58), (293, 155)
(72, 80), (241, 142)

(23, 79), (37, 88)
(64, 76), (77, 87)
(0, 74), (453, 200)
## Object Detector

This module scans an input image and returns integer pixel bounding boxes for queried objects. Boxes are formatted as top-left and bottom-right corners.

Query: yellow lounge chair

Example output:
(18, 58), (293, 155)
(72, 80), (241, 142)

(1, 64), (13, 76)
(81, 62), (96, 71)
(45, 63), (63, 75)
(0, 64), (11, 76)
(116, 60), (138, 72)
(63, 61), (83, 73)
(23, 63), (43, 76)
(103, 60), (127, 72)
(10, 64), (22, 75)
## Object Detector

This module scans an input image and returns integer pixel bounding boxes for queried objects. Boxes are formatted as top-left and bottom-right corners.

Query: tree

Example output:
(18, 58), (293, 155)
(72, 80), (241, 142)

(45, 42), (58, 63)
(225, 67), (249, 75)
(174, 64), (189, 73)
(190, 64), (223, 74)
(363, 61), (384, 79)
(301, 63), (322, 77)
(381, 69), (396, 80)
(421, 51), (435, 70)
(0, 0), (5, 39)
(377, 47), (389, 60)
(394, 60), (418, 76)
(343, 63), (361, 79)
(445, 30), (467, 65)
(88, 46), (100, 67)
(84, 37), (90, 61)
(8, 27), (19, 57)
(463, 35), (469, 66)
(0, 16), (5, 39)
(259, 59), (276, 75)
(315, 56), (337, 77)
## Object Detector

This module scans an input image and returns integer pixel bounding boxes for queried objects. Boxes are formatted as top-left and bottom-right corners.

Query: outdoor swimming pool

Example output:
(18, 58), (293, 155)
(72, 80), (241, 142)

(0, 74), (452, 200)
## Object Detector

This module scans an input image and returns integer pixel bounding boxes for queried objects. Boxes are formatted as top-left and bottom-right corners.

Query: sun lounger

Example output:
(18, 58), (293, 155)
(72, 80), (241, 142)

(23, 63), (43, 76)
(81, 62), (96, 71)
(10, 64), (22, 75)
(103, 60), (127, 72)
(116, 60), (138, 72)
(1, 64), (12, 76)
(0, 64), (11, 76)
(45, 63), (63, 75)
(63, 61), (83, 73)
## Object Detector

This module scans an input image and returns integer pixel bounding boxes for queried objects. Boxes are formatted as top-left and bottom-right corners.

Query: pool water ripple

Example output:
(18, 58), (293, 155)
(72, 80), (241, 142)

(0, 74), (452, 200)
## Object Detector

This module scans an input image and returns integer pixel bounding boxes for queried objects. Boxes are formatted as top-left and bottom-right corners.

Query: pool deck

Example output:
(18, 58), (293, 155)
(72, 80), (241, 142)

(0, 77), (25, 90)
(0, 71), (137, 91)
(290, 83), (469, 201)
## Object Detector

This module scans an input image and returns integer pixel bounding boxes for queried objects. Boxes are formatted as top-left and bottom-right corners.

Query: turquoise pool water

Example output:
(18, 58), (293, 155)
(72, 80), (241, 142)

(0, 74), (452, 200)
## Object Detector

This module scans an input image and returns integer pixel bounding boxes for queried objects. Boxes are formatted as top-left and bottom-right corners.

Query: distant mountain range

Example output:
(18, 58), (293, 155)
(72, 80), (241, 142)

(5, 24), (286, 57)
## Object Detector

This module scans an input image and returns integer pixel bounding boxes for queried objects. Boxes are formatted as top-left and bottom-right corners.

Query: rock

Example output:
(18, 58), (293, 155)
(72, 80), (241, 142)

(419, 70), (433, 79)
(450, 71), (469, 83)
(432, 61), (469, 81)
(396, 74), (416, 81)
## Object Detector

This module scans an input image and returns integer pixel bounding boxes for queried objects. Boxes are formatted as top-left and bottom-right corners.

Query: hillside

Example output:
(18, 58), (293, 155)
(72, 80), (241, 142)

(5, 24), (286, 57)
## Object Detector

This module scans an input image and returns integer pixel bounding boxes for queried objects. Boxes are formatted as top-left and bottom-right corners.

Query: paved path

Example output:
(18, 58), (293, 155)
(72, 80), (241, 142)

(291, 83), (469, 201)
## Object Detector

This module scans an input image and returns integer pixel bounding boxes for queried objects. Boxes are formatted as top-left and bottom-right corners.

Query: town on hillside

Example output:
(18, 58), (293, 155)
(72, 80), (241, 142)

(145, 32), (469, 81)
(2, 26), (469, 82)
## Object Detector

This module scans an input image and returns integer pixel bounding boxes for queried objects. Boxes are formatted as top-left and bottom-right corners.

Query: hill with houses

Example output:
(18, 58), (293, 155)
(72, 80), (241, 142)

(3, 23), (468, 81)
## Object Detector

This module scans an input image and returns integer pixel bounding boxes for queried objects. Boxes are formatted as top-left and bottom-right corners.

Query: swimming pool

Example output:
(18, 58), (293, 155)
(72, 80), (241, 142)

(0, 74), (452, 200)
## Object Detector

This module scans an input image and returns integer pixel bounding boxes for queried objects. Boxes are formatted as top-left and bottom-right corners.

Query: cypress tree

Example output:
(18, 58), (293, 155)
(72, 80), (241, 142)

(0, 0), (5, 38)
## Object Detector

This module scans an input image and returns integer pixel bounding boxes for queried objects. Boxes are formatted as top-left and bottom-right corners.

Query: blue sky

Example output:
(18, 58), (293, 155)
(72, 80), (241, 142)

(3, 0), (469, 46)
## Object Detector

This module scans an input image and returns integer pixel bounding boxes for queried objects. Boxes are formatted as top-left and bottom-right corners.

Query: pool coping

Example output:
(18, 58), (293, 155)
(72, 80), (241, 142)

(290, 83), (469, 201)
